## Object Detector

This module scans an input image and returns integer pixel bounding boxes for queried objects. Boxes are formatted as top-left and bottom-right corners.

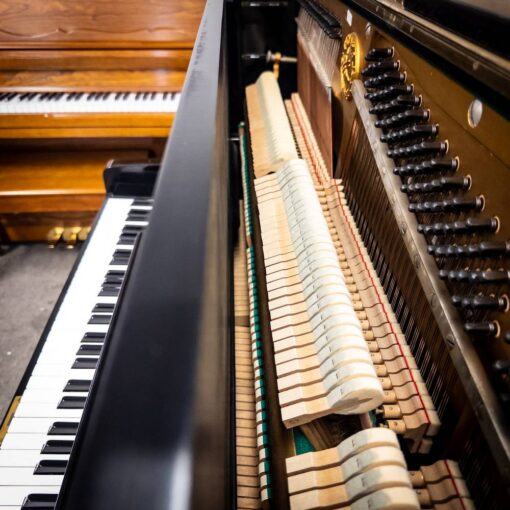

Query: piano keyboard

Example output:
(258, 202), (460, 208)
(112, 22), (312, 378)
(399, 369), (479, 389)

(239, 71), (472, 508)
(0, 196), (152, 509)
(0, 92), (180, 114)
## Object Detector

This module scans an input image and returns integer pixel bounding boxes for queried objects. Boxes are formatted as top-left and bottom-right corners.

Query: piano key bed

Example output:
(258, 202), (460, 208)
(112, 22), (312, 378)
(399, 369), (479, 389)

(236, 71), (474, 509)
(0, 196), (152, 508)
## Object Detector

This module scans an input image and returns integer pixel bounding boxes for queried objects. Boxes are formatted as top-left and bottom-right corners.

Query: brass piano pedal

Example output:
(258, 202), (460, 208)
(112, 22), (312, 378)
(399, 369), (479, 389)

(78, 226), (91, 243)
(46, 227), (64, 248)
(62, 227), (81, 249)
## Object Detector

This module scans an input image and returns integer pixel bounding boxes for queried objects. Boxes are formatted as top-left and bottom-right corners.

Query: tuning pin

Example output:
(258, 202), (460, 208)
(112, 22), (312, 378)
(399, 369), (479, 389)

(465, 321), (500, 338)
(439, 269), (510, 284)
(382, 124), (439, 144)
(369, 94), (421, 115)
(452, 294), (509, 311)
(364, 71), (406, 89)
(394, 157), (458, 176)
(409, 195), (484, 214)
(375, 109), (429, 129)
(389, 141), (448, 159)
(365, 47), (395, 61)
(402, 176), (470, 194)
(364, 84), (413, 102)
(418, 217), (499, 236)
(362, 60), (400, 77)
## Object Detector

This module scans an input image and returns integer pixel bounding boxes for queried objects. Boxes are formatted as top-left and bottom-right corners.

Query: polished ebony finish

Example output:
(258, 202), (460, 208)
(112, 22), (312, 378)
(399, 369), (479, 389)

(57, 1), (233, 509)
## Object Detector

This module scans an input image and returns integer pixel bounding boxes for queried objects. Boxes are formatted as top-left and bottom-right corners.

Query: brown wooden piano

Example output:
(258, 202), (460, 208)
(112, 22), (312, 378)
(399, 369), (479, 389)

(0, 0), (204, 242)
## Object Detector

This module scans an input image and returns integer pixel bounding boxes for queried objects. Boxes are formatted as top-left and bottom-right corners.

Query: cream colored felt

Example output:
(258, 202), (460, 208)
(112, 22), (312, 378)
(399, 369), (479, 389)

(285, 428), (401, 475)
(288, 465), (412, 510)
(287, 445), (407, 494)
(349, 487), (420, 510)
(246, 71), (298, 177)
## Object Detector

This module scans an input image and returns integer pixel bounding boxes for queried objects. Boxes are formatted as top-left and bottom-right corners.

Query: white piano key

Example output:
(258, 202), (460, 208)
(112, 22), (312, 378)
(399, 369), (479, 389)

(17, 390), (85, 404)
(0, 487), (57, 507)
(0, 451), (69, 467)
(5, 418), (69, 434)
(25, 377), (85, 391)
(29, 364), (96, 379)
(1, 435), (73, 450)
(0, 469), (63, 487)
(13, 402), (82, 420)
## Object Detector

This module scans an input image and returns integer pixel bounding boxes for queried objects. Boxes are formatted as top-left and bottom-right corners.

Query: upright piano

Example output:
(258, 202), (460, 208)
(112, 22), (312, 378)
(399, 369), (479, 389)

(0, 0), (509, 508)
(0, 0), (204, 242)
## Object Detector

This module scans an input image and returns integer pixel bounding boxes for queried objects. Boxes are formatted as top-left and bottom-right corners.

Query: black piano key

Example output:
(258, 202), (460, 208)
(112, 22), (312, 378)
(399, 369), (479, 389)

(64, 379), (92, 392)
(48, 421), (78, 436)
(119, 234), (136, 245)
(122, 225), (145, 234)
(99, 284), (121, 297)
(110, 258), (130, 266)
(86, 93), (95, 101)
(41, 440), (74, 454)
(115, 92), (122, 100)
(88, 314), (112, 325)
(150, 92), (157, 99)
(163, 92), (169, 100)
(21, 494), (58, 509)
(103, 92), (111, 99)
(171, 92), (176, 99)
(92, 303), (115, 313)
(82, 332), (106, 343)
(123, 92), (130, 99)
(19, 92), (31, 100)
(58, 396), (87, 409)
(104, 271), (125, 284)
(76, 344), (102, 356)
(66, 92), (75, 100)
(75, 92), (84, 100)
(143, 92), (150, 100)
(34, 459), (68, 475)
(0, 92), (8, 100)
(135, 92), (142, 100)
(132, 198), (154, 206)
(6, 92), (17, 101)
(72, 357), (99, 369)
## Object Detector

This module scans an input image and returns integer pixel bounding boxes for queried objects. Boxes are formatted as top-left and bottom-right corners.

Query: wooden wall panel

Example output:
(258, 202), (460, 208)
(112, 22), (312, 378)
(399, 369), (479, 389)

(0, 0), (206, 48)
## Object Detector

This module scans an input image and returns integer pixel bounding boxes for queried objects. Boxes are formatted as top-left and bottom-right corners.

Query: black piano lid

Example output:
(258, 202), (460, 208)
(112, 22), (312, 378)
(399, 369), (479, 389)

(57, 0), (233, 509)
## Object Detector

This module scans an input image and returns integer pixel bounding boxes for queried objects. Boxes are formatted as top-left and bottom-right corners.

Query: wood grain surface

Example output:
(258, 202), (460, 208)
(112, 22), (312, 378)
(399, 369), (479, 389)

(0, 0), (205, 47)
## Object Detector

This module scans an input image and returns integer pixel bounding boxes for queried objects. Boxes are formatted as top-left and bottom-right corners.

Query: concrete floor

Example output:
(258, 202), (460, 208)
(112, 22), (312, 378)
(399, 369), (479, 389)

(0, 244), (78, 421)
